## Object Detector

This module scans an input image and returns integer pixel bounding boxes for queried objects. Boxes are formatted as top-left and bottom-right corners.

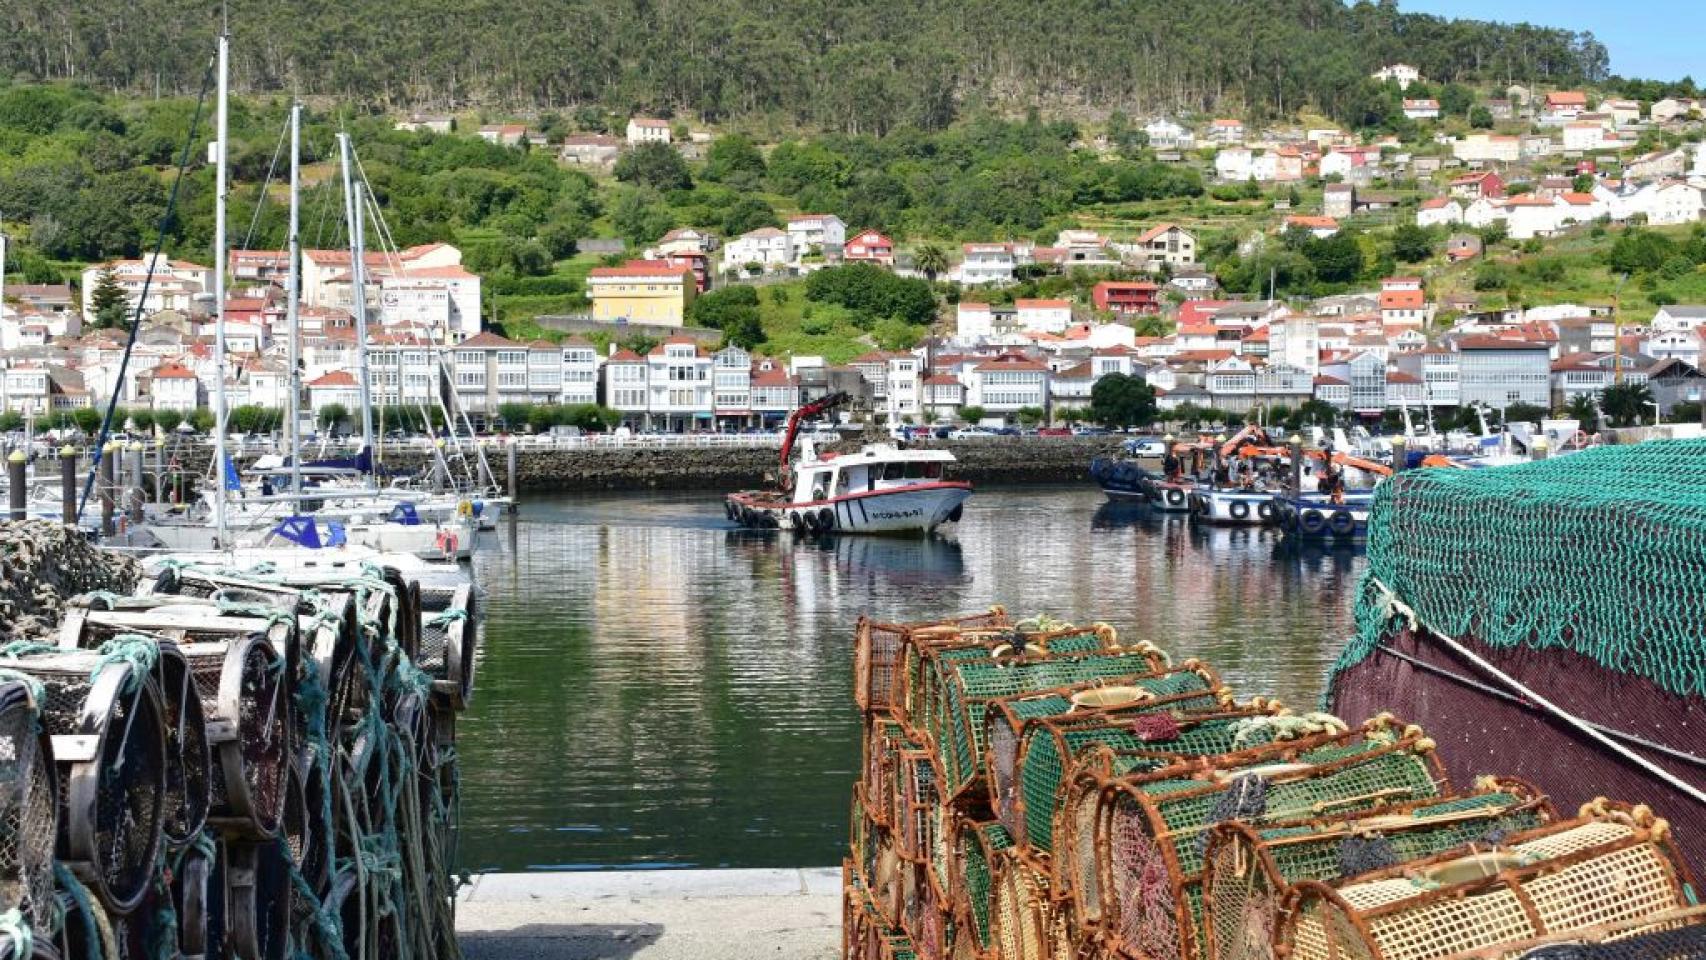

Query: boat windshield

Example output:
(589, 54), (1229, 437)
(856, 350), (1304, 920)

(881, 461), (943, 482)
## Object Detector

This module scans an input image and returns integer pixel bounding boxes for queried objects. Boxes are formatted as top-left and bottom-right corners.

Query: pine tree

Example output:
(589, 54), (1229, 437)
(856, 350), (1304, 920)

(88, 267), (129, 329)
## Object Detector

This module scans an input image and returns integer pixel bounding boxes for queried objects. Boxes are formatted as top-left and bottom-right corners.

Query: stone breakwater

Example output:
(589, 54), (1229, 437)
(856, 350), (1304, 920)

(359, 437), (1131, 492)
(0, 519), (141, 641)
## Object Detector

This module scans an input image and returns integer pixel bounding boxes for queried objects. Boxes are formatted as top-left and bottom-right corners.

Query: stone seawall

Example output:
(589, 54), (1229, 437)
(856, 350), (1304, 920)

(362, 437), (1128, 493)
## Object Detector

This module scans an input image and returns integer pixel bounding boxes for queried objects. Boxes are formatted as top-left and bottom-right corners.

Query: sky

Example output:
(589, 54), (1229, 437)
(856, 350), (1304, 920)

(1400, 0), (1702, 82)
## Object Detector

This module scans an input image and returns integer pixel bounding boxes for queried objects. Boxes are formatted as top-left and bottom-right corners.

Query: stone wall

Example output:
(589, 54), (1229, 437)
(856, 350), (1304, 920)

(372, 437), (1129, 493)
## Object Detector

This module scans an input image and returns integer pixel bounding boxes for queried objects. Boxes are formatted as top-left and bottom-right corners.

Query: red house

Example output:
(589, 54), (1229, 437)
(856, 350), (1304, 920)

(1092, 281), (1161, 317)
(1449, 170), (1505, 201)
(843, 229), (895, 266)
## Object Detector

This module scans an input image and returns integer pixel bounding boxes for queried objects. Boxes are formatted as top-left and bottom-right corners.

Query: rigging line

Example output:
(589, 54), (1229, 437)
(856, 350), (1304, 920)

(78, 52), (217, 524)
(352, 146), (406, 274)
(240, 110), (290, 252)
(1367, 578), (1706, 808)
(1372, 643), (1706, 770)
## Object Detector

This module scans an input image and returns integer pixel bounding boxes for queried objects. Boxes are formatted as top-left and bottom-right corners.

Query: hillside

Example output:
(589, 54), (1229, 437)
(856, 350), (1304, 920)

(0, 0), (1607, 129)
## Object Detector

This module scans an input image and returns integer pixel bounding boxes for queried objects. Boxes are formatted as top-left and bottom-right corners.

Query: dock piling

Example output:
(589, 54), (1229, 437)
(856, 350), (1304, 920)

(99, 442), (115, 537)
(60, 446), (76, 526)
(7, 450), (25, 521)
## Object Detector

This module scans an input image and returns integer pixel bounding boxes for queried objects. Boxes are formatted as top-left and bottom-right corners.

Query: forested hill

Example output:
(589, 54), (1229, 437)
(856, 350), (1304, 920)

(1, 0), (1606, 131)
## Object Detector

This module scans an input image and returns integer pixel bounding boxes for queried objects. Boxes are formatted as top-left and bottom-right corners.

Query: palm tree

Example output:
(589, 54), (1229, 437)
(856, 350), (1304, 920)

(914, 243), (949, 282)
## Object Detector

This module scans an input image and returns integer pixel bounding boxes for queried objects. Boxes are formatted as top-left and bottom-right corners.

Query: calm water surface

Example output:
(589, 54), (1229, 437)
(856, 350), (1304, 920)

(459, 486), (1364, 872)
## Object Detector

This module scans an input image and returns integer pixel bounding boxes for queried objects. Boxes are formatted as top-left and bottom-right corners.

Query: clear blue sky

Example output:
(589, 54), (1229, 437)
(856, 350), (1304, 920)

(1400, 0), (1702, 82)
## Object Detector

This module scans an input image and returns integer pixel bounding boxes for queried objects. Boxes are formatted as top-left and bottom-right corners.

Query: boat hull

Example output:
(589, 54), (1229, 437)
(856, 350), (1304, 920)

(1150, 481), (1194, 512)
(1189, 488), (1279, 526)
(1270, 495), (1371, 541)
(727, 483), (972, 535)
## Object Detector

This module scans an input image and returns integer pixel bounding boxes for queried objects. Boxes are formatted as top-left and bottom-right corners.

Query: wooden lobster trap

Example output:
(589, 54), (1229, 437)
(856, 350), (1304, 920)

(992, 847), (1076, 960)
(1433, 904), (1706, 959)
(951, 819), (1015, 960)
(1051, 713), (1357, 939)
(1276, 802), (1701, 960)
(855, 608), (1011, 716)
(1094, 717), (1450, 960)
(917, 647), (1175, 803)
(1200, 778), (1555, 960)
(901, 624), (1143, 736)
(865, 713), (920, 830)
(0, 680), (59, 938)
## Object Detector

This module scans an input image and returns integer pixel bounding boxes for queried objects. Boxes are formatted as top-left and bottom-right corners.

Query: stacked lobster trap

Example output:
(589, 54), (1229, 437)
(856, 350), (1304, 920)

(844, 608), (1706, 960)
(0, 532), (479, 959)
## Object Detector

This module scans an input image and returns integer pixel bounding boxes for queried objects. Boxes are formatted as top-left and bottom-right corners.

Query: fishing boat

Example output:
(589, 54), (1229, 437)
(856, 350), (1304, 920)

(726, 392), (971, 535)
(1268, 490), (1375, 540)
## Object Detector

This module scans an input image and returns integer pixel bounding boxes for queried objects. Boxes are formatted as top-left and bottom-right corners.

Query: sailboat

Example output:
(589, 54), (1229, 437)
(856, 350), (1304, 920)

(126, 42), (475, 560)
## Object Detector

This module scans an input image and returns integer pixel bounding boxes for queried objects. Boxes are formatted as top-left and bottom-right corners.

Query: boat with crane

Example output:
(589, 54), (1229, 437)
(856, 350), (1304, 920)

(725, 392), (972, 535)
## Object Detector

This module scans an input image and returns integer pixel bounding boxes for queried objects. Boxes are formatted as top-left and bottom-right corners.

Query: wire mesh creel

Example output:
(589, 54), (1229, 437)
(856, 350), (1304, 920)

(0, 652), (167, 917)
(0, 681), (59, 938)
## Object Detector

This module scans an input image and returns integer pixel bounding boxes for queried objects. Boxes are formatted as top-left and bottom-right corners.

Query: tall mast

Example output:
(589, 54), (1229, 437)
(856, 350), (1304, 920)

(212, 30), (231, 547)
(337, 133), (377, 484)
(286, 102), (302, 510)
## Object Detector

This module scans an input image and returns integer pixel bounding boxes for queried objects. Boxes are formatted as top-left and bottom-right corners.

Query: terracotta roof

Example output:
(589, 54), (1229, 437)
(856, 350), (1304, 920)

(1457, 335), (1548, 350)
(1314, 375), (1348, 386)
(974, 358), (1047, 372)
(1015, 299), (1070, 309)
(459, 331), (517, 347)
(1380, 291), (1427, 310)
(922, 374), (963, 386)
(1418, 197), (1455, 210)
(588, 260), (695, 279)
(1132, 223), (1180, 244)
(151, 363), (197, 380)
(606, 349), (645, 363)
(630, 117), (670, 128)
(1385, 371), (1422, 384)
(1170, 349), (1236, 363)
(308, 370), (358, 387)
(1285, 216), (1339, 229)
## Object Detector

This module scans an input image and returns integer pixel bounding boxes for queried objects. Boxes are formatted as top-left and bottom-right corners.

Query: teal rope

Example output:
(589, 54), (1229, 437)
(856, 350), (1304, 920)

(54, 862), (101, 960)
(0, 907), (32, 960)
(0, 668), (47, 711)
(91, 634), (162, 691)
(0, 641), (57, 660)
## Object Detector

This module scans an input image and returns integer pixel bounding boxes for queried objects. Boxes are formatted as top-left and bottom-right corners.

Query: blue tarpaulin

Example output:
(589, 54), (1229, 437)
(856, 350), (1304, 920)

(388, 502), (422, 526)
(223, 453), (241, 491)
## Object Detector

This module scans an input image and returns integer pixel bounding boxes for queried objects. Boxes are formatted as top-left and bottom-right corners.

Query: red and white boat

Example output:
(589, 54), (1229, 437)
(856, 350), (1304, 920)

(726, 393), (972, 535)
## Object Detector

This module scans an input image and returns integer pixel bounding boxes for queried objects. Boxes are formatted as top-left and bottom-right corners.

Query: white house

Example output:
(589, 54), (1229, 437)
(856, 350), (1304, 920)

(956, 244), (1016, 286)
(1215, 148), (1255, 181)
(721, 228), (795, 272)
(1416, 197), (1464, 229)
(1015, 299), (1072, 334)
(560, 339), (602, 406)
(625, 118), (672, 145)
(1562, 123), (1611, 152)
(1144, 119), (1192, 149)
(1504, 196), (1563, 240)
(1402, 99), (1441, 121)
(80, 256), (212, 328)
(967, 355), (1049, 420)
(1641, 182), (1705, 226)
(1652, 305), (1706, 333)
(1319, 151), (1355, 180)
(786, 214), (846, 255)
(1463, 197), (1508, 230)
(885, 354), (923, 423)
(645, 337), (713, 432)
(1452, 134), (1521, 164)
(1372, 64), (1421, 89)
(603, 349), (650, 424)
(1208, 118), (1245, 143)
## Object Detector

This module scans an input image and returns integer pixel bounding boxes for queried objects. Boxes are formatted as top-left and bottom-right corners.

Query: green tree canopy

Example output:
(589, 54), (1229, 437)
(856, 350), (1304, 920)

(1090, 373), (1157, 428)
(612, 142), (693, 192)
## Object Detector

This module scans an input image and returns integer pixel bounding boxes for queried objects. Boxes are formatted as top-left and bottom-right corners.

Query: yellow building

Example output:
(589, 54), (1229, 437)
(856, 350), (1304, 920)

(586, 260), (697, 326)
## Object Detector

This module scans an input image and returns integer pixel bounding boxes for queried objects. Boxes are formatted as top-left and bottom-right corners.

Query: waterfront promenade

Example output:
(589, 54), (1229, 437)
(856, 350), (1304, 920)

(458, 868), (841, 959)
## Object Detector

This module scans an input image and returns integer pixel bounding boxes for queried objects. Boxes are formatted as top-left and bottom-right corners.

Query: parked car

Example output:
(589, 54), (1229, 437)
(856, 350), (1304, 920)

(1037, 427), (1072, 437)
(949, 427), (996, 439)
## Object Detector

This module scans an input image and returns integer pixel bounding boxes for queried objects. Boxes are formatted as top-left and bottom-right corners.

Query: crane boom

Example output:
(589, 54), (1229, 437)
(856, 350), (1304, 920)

(777, 391), (850, 480)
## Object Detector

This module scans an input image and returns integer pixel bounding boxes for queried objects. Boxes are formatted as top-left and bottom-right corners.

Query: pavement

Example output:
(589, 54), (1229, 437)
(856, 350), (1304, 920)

(457, 868), (843, 960)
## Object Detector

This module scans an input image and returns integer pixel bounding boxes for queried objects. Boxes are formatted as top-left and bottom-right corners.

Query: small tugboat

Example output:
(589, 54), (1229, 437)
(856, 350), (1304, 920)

(726, 392), (972, 535)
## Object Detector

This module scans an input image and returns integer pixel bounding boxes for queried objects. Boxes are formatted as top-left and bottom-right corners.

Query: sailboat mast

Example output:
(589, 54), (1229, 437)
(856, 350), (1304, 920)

(212, 31), (231, 548)
(336, 133), (378, 485)
(286, 102), (302, 511)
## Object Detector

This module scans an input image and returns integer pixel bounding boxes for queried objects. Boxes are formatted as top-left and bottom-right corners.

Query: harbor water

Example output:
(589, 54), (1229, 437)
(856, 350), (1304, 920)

(459, 486), (1364, 872)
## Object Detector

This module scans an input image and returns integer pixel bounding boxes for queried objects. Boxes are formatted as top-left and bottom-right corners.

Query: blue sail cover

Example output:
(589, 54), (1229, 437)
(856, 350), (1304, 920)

(388, 502), (422, 526)
(304, 447), (374, 474)
(223, 453), (242, 491)
(272, 515), (348, 548)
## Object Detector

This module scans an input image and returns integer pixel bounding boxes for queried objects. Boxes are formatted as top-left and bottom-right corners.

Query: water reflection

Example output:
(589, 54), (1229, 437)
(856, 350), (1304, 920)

(459, 486), (1362, 871)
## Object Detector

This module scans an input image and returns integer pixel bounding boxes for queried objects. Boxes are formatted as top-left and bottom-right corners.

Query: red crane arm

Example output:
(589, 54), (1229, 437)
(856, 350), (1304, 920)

(778, 391), (850, 479)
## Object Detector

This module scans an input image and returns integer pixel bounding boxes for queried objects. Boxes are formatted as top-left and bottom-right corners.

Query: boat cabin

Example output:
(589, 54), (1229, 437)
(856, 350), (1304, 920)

(790, 445), (956, 505)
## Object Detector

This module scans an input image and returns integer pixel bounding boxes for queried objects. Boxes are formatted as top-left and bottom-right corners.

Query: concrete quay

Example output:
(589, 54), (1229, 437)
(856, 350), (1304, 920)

(457, 868), (843, 960)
